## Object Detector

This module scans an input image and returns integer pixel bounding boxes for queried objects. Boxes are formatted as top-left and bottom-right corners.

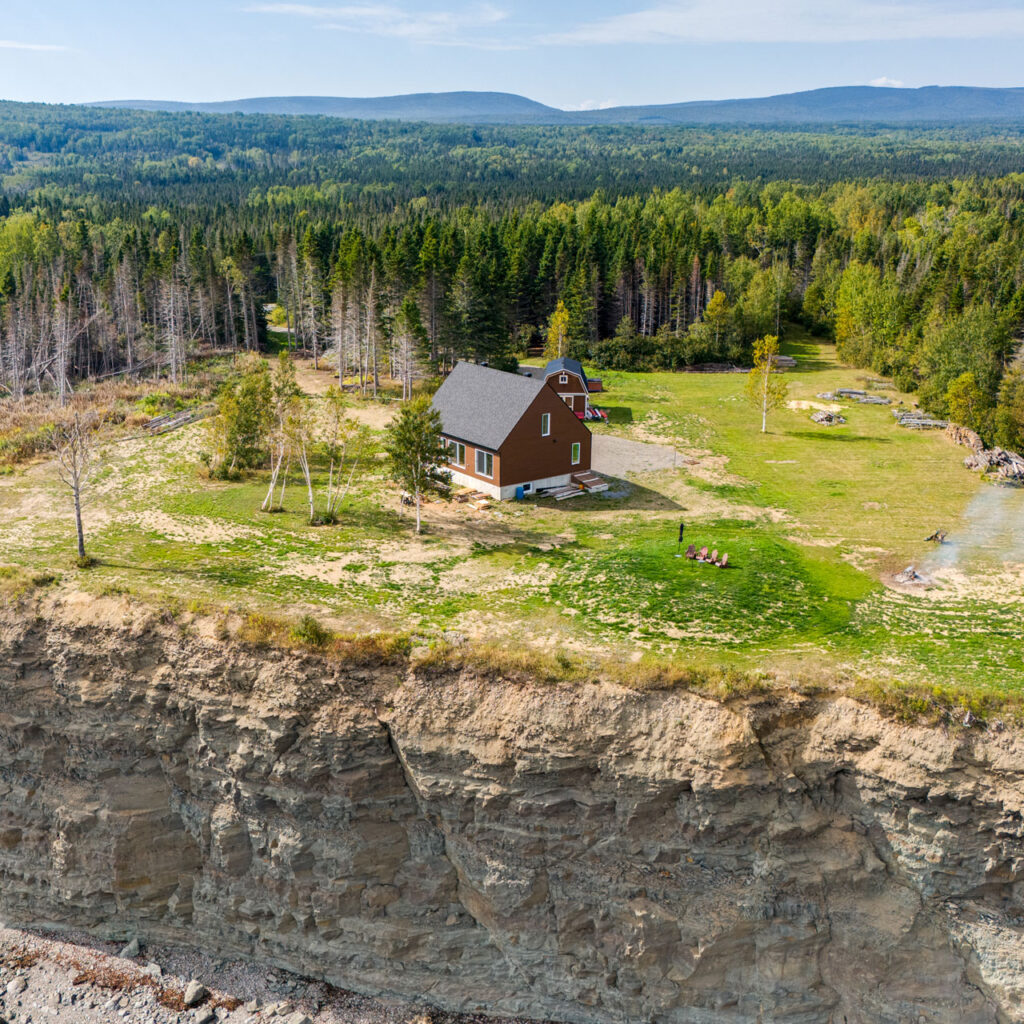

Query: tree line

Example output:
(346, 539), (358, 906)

(1, 108), (1024, 448)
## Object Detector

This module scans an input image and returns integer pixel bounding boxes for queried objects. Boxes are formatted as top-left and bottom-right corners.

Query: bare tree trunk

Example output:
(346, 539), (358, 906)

(54, 413), (97, 561)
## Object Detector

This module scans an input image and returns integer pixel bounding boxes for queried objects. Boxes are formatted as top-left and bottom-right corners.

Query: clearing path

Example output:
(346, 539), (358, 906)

(591, 434), (686, 476)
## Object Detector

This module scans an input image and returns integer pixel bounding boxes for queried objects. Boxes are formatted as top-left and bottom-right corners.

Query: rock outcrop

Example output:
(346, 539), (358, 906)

(2, 600), (1023, 1023)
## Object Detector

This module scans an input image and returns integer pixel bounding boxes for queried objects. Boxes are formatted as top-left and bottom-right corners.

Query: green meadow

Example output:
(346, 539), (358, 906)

(1, 334), (1021, 693)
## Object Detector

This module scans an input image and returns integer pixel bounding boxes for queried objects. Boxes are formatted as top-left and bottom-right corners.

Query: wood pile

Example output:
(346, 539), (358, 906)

(945, 423), (986, 452)
(453, 488), (491, 507)
(811, 410), (846, 426)
(893, 409), (948, 430)
(964, 447), (1024, 482)
(818, 389), (891, 405)
(893, 565), (928, 585)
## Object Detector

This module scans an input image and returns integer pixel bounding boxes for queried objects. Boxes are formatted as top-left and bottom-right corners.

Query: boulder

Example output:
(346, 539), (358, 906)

(183, 979), (208, 1007)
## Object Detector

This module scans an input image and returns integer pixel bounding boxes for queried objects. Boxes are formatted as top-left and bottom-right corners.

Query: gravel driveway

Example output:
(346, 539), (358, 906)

(591, 434), (684, 476)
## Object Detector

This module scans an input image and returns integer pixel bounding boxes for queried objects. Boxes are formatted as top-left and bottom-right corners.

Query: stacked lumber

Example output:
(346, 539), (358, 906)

(893, 409), (948, 430)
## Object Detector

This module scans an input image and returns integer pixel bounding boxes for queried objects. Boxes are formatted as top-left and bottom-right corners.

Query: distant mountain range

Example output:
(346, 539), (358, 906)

(87, 86), (1024, 125)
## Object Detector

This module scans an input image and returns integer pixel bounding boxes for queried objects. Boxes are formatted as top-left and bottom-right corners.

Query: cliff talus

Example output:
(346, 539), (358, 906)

(1, 602), (1022, 1023)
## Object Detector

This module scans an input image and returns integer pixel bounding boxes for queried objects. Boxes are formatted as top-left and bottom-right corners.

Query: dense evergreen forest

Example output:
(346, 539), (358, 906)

(1, 101), (1023, 448)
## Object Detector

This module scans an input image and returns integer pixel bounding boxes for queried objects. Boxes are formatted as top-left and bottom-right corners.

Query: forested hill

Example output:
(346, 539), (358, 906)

(88, 91), (562, 123)
(1, 101), (1024, 455)
(88, 85), (1024, 124)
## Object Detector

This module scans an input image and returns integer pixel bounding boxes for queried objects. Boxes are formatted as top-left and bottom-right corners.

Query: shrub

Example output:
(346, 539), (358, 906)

(238, 612), (286, 648)
(291, 614), (333, 649)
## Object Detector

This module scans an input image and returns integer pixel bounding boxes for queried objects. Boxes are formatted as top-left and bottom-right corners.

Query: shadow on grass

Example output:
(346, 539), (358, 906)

(602, 406), (634, 424)
(533, 477), (682, 513)
(781, 334), (836, 372)
(787, 430), (892, 444)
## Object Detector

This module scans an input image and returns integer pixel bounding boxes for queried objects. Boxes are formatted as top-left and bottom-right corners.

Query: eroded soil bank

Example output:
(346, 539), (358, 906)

(1, 598), (1023, 1024)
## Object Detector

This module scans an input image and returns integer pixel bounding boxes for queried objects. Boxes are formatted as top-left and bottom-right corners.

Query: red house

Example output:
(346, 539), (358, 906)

(540, 357), (593, 418)
(431, 362), (593, 500)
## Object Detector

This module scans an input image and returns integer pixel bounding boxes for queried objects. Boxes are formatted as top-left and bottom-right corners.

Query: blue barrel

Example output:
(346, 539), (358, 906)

(515, 486), (525, 501)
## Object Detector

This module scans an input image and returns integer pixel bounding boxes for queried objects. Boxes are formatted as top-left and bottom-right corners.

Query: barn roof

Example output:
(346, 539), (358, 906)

(543, 357), (590, 386)
(431, 361), (546, 451)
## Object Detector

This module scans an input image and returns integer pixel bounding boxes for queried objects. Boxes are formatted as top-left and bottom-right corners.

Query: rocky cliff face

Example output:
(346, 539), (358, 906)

(1, 599), (1023, 1024)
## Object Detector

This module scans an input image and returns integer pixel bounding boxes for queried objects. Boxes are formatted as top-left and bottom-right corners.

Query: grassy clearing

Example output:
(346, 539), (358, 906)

(1, 335), (1021, 695)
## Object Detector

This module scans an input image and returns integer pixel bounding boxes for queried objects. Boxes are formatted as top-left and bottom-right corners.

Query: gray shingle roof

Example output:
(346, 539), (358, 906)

(431, 362), (546, 451)
(543, 357), (589, 386)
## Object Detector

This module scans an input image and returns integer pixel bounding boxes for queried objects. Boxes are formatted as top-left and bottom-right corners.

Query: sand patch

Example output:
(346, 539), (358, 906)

(918, 563), (1024, 605)
(131, 510), (263, 545)
(280, 551), (376, 587)
(788, 400), (844, 413)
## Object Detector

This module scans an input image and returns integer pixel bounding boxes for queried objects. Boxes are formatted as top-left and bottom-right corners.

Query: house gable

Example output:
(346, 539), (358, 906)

(497, 385), (591, 487)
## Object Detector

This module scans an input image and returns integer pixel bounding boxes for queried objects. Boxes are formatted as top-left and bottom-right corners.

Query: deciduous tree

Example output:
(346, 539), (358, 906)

(53, 412), (99, 562)
(384, 396), (449, 534)
(745, 335), (789, 434)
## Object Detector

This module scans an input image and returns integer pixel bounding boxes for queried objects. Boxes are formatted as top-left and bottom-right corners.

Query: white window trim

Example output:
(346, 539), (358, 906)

(448, 440), (466, 467)
(541, 413), (551, 437)
(559, 373), (568, 384)
(476, 450), (494, 478)
(571, 442), (581, 466)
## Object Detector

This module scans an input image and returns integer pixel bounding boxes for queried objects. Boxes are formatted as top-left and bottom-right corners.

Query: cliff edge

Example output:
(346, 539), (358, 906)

(1, 597), (1022, 1023)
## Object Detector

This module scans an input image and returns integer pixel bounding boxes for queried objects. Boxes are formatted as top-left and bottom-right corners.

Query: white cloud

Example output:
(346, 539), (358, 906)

(247, 2), (514, 47)
(869, 76), (905, 87)
(0, 40), (67, 52)
(542, 1), (1024, 45)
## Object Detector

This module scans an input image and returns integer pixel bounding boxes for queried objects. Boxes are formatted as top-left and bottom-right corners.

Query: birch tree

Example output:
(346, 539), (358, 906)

(745, 335), (789, 434)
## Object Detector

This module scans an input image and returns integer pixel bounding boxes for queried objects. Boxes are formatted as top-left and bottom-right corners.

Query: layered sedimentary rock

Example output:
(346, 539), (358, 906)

(1, 599), (1023, 1023)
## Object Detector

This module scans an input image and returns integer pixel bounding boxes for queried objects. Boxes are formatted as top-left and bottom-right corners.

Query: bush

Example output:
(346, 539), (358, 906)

(291, 614), (333, 648)
(238, 612), (286, 648)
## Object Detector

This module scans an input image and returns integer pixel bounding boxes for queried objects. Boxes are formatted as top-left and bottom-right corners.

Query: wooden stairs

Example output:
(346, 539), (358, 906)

(573, 470), (609, 493)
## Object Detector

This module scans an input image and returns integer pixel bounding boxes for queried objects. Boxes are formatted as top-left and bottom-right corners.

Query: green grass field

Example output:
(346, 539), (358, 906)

(2, 332), (1021, 693)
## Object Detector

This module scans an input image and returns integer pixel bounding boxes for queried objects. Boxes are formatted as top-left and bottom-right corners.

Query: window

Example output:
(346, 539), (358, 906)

(571, 443), (581, 466)
(476, 450), (494, 478)
(541, 412), (551, 437)
(559, 373), (568, 384)
(447, 441), (465, 467)
(522, 482), (532, 494)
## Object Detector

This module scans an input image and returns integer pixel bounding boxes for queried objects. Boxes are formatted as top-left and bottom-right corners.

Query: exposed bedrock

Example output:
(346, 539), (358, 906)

(1, 603), (1023, 1023)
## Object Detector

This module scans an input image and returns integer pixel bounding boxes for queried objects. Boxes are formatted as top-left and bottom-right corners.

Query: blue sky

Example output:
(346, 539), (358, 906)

(2, 1), (1023, 108)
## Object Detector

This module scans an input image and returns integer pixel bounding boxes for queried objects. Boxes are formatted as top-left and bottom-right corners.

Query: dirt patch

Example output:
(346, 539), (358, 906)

(918, 563), (1024, 605)
(293, 360), (396, 430)
(787, 400), (844, 413)
(131, 510), (263, 545)
(346, 403), (395, 431)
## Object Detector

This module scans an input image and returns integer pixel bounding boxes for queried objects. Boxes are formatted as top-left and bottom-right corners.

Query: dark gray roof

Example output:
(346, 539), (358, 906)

(431, 362), (546, 451)
(543, 357), (589, 385)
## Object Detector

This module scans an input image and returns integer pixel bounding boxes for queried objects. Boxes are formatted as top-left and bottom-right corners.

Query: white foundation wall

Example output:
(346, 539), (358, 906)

(497, 472), (574, 500)
(448, 468), (575, 501)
